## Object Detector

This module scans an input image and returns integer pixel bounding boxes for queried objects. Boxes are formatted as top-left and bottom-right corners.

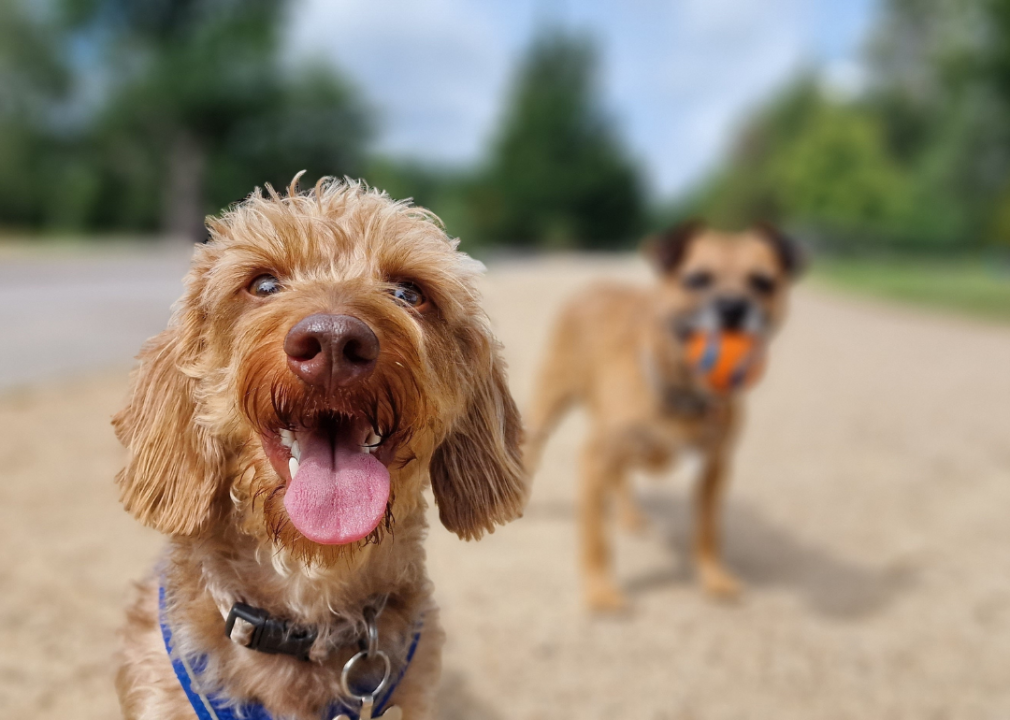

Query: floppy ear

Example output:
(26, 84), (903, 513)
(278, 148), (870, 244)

(112, 313), (225, 536)
(754, 221), (806, 279)
(429, 342), (526, 541)
(643, 219), (705, 274)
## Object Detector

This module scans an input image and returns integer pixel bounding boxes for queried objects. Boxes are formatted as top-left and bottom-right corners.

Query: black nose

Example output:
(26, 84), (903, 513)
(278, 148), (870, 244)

(715, 297), (750, 331)
(284, 314), (380, 389)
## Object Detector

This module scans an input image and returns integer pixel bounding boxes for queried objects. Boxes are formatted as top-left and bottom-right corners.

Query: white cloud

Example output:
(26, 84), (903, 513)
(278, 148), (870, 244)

(821, 58), (868, 101)
(285, 0), (523, 162)
(589, 0), (813, 194)
(284, 0), (874, 196)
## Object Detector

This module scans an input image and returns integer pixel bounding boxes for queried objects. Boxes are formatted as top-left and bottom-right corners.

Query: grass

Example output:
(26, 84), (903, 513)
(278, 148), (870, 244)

(814, 257), (1010, 323)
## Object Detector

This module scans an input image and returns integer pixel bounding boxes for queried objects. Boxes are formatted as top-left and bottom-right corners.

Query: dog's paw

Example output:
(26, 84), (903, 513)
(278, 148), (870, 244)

(586, 576), (630, 613)
(700, 564), (743, 600)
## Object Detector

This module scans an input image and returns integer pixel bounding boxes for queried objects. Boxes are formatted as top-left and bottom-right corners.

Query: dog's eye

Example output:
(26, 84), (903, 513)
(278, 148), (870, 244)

(748, 273), (777, 296)
(248, 274), (282, 297)
(390, 282), (426, 308)
(682, 271), (713, 291)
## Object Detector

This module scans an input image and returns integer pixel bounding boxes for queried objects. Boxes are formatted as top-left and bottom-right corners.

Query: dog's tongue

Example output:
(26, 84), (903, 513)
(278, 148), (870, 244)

(283, 430), (389, 545)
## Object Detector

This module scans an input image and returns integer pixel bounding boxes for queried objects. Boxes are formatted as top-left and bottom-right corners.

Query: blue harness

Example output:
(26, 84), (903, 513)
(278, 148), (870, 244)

(158, 585), (422, 720)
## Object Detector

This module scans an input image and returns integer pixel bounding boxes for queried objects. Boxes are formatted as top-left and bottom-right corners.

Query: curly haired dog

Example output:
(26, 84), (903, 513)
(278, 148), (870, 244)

(524, 222), (801, 612)
(114, 177), (525, 719)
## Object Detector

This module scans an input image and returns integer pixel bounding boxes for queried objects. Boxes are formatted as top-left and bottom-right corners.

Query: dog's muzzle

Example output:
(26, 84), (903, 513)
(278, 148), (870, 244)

(679, 297), (767, 337)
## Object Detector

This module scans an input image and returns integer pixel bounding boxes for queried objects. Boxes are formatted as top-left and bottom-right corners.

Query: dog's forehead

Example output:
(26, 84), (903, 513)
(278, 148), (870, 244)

(682, 231), (781, 276)
(213, 213), (472, 281)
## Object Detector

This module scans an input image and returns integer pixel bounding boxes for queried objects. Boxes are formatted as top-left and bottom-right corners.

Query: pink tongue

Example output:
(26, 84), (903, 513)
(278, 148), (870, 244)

(283, 432), (390, 545)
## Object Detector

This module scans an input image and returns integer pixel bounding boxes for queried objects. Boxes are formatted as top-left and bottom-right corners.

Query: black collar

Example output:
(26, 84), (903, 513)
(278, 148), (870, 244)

(223, 594), (392, 663)
(661, 384), (714, 419)
(225, 602), (318, 661)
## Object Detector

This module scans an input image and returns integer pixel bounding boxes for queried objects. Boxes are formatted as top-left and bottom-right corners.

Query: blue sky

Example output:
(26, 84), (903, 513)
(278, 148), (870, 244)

(286, 0), (878, 198)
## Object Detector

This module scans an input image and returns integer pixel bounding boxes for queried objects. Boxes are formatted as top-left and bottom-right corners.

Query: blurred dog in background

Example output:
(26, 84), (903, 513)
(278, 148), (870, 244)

(114, 178), (525, 719)
(525, 222), (802, 611)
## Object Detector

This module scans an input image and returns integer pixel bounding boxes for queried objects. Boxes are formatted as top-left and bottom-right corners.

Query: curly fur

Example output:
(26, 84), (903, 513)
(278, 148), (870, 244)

(113, 177), (527, 720)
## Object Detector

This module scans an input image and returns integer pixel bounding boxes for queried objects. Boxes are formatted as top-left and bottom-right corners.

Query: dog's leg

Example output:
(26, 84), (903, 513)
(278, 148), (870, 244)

(523, 308), (587, 474)
(694, 451), (742, 599)
(615, 474), (648, 535)
(580, 435), (628, 612)
(524, 381), (574, 475)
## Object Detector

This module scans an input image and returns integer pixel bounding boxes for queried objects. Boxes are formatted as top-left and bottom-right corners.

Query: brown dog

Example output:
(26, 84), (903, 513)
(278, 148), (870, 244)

(525, 222), (801, 611)
(113, 177), (525, 719)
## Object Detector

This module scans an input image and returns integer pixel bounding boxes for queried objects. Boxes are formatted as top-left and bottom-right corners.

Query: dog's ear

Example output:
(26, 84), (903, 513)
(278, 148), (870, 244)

(430, 340), (526, 541)
(112, 301), (224, 536)
(644, 219), (705, 274)
(754, 222), (806, 279)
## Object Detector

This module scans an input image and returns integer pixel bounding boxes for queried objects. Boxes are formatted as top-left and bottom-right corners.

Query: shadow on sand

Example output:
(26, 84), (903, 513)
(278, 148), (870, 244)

(625, 490), (916, 619)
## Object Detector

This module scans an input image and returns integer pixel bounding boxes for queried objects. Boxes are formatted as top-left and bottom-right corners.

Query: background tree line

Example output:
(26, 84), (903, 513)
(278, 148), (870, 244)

(1, 0), (1009, 254)
(686, 0), (1010, 254)
(0, 0), (643, 248)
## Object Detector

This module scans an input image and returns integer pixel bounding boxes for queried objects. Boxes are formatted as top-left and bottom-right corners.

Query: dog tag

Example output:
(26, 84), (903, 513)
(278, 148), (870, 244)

(334, 697), (402, 720)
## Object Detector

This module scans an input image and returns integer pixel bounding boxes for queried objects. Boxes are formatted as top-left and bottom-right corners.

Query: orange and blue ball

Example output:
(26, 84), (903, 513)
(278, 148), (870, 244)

(685, 331), (766, 394)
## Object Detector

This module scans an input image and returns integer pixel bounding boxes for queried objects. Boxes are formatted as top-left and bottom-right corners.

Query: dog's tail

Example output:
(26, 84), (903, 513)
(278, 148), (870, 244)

(523, 305), (587, 475)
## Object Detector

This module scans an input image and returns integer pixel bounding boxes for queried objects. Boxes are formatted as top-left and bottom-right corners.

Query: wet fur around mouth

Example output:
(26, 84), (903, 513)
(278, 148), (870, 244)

(237, 346), (425, 562)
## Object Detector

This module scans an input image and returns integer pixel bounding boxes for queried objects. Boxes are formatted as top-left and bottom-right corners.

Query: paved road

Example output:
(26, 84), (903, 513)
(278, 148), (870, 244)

(0, 246), (190, 388)
(2, 252), (1010, 719)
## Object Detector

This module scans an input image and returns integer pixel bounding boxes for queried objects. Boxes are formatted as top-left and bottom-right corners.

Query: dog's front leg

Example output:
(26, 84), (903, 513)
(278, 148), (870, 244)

(694, 449), (742, 599)
(614, 473), (648, 534)
(579, 435), (629, 612)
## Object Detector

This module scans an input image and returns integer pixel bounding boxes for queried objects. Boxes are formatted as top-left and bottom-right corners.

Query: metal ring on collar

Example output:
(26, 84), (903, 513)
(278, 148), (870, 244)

(364, 606), (380, 658)
(340, 648), (391, 701)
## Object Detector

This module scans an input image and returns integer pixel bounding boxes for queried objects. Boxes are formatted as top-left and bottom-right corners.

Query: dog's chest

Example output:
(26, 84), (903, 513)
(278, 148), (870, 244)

(618, 396), (729, 467)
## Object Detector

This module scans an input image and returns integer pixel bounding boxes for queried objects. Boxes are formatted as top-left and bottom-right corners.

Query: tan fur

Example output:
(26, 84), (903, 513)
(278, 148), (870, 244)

(114, 177), (526, 719)
(525, 224), (801, 611)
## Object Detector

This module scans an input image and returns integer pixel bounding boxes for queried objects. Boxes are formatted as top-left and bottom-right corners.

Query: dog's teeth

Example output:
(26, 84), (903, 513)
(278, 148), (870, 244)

(288, 457), (299, 478)
(367, 432), (380, 446)
(290, 440), (301, 461)
(279, 429), (294, 448)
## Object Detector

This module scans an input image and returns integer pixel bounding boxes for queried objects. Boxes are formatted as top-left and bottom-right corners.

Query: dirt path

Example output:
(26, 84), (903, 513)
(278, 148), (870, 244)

(3, 255), (1010, 719)
(0, 245), (189, 388)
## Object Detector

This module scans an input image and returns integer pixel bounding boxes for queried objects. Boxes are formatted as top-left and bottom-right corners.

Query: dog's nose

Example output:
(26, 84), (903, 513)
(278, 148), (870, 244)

(715, 297), (750, 331)
(284, 314), (379, 389)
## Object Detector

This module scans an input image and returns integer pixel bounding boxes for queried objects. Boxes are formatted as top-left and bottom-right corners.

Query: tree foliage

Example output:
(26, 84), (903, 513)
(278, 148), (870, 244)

(0, 2), (73, 229)
(474, 31), (644, 249)
(695, 0), (1010, 253)
(0, 0), (371, 240)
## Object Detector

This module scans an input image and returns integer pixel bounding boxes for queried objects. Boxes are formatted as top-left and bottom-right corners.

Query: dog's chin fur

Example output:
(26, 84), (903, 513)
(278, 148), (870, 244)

(113, 177), (526, 720)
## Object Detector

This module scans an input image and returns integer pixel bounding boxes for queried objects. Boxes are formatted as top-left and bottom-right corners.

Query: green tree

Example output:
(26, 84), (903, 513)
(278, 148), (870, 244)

(867, 0), (1007, 246)
(697, 83), (924, 251)
(476, 30), (644, 249)
(694, 0), (1010, 253)
(0, 0), (72, 229)
(63, 0), (371, 240)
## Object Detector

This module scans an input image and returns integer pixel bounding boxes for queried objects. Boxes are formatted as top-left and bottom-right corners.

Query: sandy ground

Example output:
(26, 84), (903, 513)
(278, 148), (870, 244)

(3, 254), (1010, 719)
